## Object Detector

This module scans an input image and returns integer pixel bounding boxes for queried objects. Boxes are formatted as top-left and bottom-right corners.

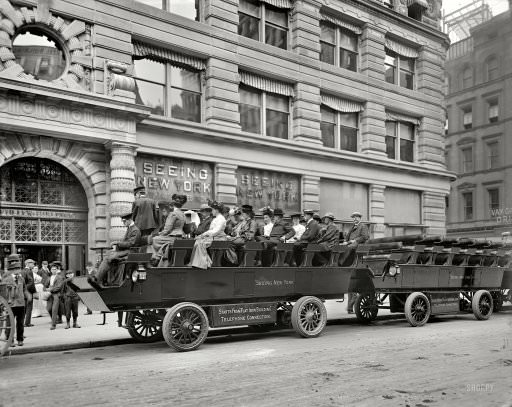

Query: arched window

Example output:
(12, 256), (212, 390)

(485, 56), (498, 81)
(462, 67), (472, 89)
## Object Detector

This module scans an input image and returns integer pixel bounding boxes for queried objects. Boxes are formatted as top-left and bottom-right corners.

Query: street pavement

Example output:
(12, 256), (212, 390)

(1, 304), (511, 407)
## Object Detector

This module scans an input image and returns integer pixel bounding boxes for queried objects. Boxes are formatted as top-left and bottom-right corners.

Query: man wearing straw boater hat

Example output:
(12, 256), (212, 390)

(3, 254), (29, 346)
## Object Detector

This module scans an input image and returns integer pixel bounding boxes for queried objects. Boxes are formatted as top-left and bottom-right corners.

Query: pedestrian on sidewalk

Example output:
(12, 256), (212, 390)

(63, 270), (81, 329)
(31, 264), (45, 318)
(3, 254), (29, 347)
(23, 258), (36, 327)
(84, 261), (95, 315)
(45, 261), (65, 330)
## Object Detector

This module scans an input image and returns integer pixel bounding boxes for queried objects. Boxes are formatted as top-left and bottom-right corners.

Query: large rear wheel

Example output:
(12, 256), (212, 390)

(291, 296), (327, 338)
(354, 294), (379, 323)
(404, 292), (431, 327)
(126, 309), (165, 343)
(162, 303), (209, 352)
(0, 296), (15, 355)
(472, 290), (493, 320)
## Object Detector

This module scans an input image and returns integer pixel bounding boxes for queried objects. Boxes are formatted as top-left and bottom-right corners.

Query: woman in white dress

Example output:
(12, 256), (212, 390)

(189, 201), (227, 269)
(32, 265), (46, 318)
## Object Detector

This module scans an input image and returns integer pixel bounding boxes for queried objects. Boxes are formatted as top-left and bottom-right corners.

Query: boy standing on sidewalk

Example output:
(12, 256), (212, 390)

(63, 270), (81, 329)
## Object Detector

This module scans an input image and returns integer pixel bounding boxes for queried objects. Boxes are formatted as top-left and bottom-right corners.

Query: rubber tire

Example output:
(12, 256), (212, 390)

(354, 294), (379, 323)
(162, 302), (209, 352)
(126, 309), (165, 343)
(291, 296), (327, 338)
(0, 296), (15, 356)
(472, 290), (493, 321)
(404, 292), (431, 327)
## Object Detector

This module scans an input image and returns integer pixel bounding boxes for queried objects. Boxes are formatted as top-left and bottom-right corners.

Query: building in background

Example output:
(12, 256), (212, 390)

(445, 5), (511, 241)
(0, 0), (450, 268)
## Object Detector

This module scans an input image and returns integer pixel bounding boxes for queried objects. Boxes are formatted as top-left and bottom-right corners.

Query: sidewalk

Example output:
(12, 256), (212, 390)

(7, 303), (132, 356)
(2, 299), (376, 356)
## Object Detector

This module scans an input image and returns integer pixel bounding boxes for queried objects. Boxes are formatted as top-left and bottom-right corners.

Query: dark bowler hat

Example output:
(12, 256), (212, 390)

(290, 213), (302, 219)
(273, 208), (284, 217)
(208, 199), (224, 211)
(199, 203), (212, 212)
(50, 261), (62, 269)
(134, 186), (145, 194)
(120, 212), (133, 221)
(313, 214), (322, 223)
(303, 209), (315, 215)
(241, 204), (253, 214)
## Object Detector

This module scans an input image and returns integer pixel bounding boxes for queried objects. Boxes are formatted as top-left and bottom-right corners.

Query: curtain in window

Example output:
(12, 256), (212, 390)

(386, 111), (420, 126)
(321, 94), (363, 113)
(319, 12), (362, 35)
(239, 71), (294, 97)
(132, 41), (206, 70)
(259, 0), (293, 9)
(385, 38), (419, 59)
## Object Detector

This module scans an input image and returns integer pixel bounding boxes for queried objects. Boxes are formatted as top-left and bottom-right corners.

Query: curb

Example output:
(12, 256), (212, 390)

(8, 338), (134, 356)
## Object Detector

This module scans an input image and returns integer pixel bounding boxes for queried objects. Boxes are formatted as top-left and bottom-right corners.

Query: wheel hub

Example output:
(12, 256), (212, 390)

(304, 309), (316, 322)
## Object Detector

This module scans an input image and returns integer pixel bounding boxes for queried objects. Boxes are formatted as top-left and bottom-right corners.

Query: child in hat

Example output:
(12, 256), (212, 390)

(63, 270), (81, 329)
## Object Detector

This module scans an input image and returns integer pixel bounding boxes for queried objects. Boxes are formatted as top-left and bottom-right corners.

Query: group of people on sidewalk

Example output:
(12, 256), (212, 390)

(0, 255), (87, 347)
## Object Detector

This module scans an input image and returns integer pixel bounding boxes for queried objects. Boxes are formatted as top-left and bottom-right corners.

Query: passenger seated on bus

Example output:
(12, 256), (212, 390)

(150, 195), (187, 264)
(225, 207), (242, 236)
(95, 212), (141, 286)
(183, 210), (199, 238)
(226, 205), (258, 264)
(285, 213), (306, 243)
(189, 200), (228, 269)
(340, 211), (369, 265)
(292, 210), (321, 266)
(193, 204), (214, 237)
(314, 213), (339, 266)
(256, 208), (294, 266)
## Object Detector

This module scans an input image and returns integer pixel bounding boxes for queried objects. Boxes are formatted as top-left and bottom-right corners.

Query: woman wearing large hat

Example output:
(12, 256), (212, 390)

(151, 194), (187, 265)
(189, 200), (228, 269)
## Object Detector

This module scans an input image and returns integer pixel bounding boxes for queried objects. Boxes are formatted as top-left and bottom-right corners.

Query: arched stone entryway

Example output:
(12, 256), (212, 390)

(0, 134), (107, 267)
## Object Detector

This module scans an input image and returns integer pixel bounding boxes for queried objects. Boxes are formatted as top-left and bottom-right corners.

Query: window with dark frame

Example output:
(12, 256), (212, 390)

(462, 192), (473, 220)
(462, 67), (472, 89)
(239, 85), (289, 139)
(488, 188), (500, 213)
(238, 0), (288, 50)
(320, 106), (359, 152)
(486, 57), (498, 81)
(385, 121), (415, 162)
(487, 141), (499, 169)
(385, 49), (414, 90)
(488, 99), (499, 123)
(133, 58), (202, 122)
(461, 147), (473, 173)
(462, 107), (472, 130)
(135, 0), (200, 21)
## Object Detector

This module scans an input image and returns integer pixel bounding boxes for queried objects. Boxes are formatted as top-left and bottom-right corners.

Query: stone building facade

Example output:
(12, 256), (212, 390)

(445, 9), (511, 241)
(0, 0), (450, 269)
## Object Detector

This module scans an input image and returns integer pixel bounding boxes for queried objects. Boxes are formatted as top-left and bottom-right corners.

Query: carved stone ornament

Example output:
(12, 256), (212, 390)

(104, 60), (136, 101)
(0, 0), (92, 90)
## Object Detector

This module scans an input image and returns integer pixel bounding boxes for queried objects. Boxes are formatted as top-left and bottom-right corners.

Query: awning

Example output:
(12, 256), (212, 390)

(260, 0), (294, 9)
(406, 0), (429, 9)
(320, 13), (362, 35)
(386, 111), (421, 126)
(385, 38), (419, 59)
(132, 41), (206, 71)
(239, 71), (294, 97)
(321, 94), (364, 113)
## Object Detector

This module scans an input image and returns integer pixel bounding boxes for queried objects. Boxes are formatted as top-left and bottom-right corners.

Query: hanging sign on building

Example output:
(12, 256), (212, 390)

(0, 208), (87, 221)
(135, 154), (214, 208)
(236, 167), (301, 213)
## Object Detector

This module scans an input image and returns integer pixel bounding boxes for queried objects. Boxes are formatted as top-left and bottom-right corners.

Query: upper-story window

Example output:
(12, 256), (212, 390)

(385, 121), (415, 162)
(462, 106), (472, 130)
(462, 67), (472, 89)
(485, 56), (498, 81)
(384, 39), (417, 90)
(462, 191), (473, 220)
(319, 16), (361, 72)
(383, 0), (393, 9)
(407, 1), (427, 21)
(133, 58), (202, 122)
(238, 72), (293, 139)
(135, 0), (200, 21)
(461, 146), (473, 173)
(488, 99), (499, 123)
(488, 188), (500, 213)
(238, 0), (289, 50)
(487, 141), (499, 169)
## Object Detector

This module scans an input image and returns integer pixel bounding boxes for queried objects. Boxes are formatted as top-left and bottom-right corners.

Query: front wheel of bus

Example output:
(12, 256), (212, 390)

(162, 303), (209, 352)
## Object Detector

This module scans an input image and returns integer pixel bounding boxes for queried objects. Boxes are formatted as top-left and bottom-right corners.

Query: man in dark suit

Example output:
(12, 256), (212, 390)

(342, 211), (370, 313)
(256, 208), (294, 266)
(94, 212), (142, 286)
(315, 212), (340, 265)
(293, 209), (321, 266)
(22, 258), (36, 327)
(194, 204), (214, 236)
(132, 186), (158, 238)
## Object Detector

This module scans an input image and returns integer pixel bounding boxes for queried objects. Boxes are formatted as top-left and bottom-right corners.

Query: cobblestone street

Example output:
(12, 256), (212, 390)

(2, 311), (511, 407)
